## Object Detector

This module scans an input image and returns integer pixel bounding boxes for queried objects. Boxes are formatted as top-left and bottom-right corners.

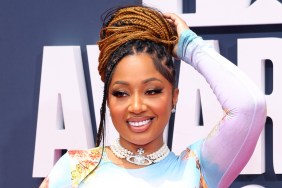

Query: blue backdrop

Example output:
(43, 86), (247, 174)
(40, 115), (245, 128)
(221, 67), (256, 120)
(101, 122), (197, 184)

(0, 0), (281, 187)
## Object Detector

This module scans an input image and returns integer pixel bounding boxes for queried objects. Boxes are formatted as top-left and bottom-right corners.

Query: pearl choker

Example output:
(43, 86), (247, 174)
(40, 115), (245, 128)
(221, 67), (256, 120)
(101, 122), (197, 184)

(110, 139), (170, 166)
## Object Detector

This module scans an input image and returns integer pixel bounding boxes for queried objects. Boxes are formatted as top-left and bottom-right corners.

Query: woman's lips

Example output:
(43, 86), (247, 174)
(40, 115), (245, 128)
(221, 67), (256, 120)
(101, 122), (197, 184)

(127, 117), (154, 133)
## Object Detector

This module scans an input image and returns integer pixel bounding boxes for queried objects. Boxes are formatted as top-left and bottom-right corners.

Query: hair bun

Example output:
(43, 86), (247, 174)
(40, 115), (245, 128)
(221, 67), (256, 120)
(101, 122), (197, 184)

(97, 6), (178, 82)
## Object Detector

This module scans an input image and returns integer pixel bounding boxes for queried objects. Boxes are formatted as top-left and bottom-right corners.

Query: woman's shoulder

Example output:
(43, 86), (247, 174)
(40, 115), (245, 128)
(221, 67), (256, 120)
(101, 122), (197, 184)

(40, 147), (103, 188)
(67, 146), (103, 162)
(67, 146), (103, 174)
(67, 147), (103, 187)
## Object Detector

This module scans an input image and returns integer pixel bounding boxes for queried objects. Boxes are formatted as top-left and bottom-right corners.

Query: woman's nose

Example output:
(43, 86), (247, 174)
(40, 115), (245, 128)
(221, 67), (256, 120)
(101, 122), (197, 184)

(128, 94), (147, 114)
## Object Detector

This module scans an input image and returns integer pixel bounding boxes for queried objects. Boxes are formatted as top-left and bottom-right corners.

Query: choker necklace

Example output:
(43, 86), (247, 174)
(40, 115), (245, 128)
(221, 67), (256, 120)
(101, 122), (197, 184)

(110, 139), (170, 166)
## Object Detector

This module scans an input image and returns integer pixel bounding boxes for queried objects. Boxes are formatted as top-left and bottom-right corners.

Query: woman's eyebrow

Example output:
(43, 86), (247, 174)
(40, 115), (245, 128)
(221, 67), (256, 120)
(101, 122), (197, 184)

(113, 77), (162, 86)
(113, 78), (163, 86)
(112, 80), (129, 86)
(142, 77), (163, 84)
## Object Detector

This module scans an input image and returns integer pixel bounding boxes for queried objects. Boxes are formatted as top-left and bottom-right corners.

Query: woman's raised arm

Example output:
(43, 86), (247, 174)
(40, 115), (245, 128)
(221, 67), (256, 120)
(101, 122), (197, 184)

(165, 13), (267, 187)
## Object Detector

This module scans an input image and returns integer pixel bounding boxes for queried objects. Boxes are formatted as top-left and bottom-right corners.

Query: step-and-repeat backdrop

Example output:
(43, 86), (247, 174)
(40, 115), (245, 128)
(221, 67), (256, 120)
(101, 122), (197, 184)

(1, 0), (282, 187)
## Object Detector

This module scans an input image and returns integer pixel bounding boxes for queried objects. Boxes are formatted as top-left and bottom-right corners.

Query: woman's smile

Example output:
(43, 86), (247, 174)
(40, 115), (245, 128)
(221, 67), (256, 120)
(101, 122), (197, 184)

(127, 117), (155, 133)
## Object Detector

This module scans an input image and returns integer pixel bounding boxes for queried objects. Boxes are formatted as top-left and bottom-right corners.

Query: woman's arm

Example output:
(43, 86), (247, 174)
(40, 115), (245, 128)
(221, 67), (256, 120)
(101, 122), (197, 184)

(165, 13), (267, 187)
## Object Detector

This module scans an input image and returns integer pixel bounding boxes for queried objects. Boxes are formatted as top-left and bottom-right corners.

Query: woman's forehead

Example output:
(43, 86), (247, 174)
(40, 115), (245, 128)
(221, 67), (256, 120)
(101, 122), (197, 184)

(110, 54), (168, 85)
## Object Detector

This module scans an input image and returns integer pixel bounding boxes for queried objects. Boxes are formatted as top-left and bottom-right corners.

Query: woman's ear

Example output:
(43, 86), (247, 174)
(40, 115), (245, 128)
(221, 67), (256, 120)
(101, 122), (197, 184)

(172, 88), (179, 106)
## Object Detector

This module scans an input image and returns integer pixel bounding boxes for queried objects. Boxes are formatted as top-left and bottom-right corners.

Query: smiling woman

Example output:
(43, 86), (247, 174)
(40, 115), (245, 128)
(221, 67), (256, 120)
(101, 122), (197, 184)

(39, 5), (266, 188)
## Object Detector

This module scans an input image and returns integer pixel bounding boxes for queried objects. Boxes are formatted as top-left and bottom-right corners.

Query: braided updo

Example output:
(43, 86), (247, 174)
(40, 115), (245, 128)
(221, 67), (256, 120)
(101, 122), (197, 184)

(97, 5), (178, 82)
(96, 6), (178, 147)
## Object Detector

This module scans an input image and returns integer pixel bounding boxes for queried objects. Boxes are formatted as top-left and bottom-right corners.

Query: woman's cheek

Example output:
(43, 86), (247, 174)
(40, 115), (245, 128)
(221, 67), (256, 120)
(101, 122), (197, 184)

(148, 98), (172, 115)
(109, 100), (128, 119)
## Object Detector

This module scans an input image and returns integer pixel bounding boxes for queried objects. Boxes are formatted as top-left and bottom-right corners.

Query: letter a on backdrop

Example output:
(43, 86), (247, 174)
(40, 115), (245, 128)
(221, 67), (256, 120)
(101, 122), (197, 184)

(33, 46), (94, 177)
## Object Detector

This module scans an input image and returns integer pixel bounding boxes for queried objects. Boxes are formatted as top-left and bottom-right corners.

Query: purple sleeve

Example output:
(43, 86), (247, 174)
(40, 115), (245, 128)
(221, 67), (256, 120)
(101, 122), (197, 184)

(178, 29), (267, 187)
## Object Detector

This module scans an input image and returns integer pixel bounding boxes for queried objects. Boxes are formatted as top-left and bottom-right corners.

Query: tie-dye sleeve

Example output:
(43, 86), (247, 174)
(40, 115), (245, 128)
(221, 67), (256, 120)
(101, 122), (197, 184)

(39, 153), (72, 188)
(177, 29), (267, 187)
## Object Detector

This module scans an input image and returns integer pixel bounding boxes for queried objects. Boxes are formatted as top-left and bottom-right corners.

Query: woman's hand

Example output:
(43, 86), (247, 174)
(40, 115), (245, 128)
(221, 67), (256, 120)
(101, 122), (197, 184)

(163, 13), (189, 58)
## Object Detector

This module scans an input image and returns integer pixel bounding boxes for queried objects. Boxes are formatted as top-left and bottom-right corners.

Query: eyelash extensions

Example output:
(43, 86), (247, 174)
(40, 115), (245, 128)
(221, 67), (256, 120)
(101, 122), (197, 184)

(111, 88), (164, 98)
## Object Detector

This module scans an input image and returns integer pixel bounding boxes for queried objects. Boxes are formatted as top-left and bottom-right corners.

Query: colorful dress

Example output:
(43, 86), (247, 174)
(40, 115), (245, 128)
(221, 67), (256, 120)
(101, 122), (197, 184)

(40, 29), (266, 188)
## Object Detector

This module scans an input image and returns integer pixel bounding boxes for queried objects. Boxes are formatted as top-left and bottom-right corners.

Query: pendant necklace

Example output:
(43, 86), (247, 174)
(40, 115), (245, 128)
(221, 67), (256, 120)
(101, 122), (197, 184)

(110, 138), (170, 166)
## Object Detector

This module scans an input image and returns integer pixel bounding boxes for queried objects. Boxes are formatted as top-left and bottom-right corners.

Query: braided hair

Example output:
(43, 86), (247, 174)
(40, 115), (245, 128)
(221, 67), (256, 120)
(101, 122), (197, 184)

(96, 5), (178, 147)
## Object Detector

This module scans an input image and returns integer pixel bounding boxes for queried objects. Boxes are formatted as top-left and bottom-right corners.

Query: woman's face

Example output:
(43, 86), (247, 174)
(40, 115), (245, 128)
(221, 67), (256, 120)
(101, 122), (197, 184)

(108, 53), (178, 151)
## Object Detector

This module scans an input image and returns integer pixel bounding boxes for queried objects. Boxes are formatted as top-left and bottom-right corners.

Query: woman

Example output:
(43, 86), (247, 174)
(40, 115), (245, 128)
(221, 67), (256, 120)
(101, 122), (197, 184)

(40, 6), (266, 188)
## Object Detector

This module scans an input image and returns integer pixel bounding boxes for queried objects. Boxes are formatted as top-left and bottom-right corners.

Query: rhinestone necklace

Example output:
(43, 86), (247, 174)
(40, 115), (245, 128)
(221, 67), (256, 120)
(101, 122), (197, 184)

(110, 138), (170, 166)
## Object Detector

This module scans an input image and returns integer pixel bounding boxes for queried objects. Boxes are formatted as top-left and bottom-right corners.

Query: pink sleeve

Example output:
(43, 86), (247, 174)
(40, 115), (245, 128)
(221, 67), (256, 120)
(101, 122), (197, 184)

(178, 29), (267, 187)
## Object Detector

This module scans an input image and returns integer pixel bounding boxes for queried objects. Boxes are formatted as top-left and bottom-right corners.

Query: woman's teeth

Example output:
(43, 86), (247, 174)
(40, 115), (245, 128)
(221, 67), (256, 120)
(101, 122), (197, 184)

(128, 119), (151, 127)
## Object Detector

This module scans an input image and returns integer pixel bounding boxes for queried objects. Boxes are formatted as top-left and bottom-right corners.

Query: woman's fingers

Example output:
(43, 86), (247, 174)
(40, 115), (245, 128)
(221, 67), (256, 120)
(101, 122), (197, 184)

(163, 13), (189, 58)
(163, 13), (189, 37)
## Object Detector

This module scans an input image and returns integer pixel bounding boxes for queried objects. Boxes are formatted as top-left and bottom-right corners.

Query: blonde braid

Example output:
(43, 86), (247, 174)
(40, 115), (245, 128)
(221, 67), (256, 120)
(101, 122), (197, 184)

(97, 6), (178, 82)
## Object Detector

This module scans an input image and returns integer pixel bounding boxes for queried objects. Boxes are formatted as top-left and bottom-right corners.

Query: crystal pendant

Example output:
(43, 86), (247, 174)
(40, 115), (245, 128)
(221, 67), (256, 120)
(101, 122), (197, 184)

(126, 148), (152, 165)
(134, 154), (145, 165)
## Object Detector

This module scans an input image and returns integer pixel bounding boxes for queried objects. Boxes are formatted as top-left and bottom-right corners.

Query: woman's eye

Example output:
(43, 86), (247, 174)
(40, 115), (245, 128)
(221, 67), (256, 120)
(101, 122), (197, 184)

(146, 89), (163, 95)
(112, 91), (128, 98)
